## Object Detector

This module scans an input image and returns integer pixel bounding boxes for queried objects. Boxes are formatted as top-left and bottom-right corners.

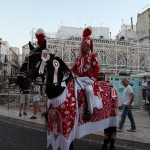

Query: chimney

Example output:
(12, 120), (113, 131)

(131, 17), (133, 30)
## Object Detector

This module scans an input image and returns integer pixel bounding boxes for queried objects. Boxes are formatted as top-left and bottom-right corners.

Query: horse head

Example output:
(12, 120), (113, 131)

(17, 40), (46, 90)
(45, 55), (73, 99)
(18, 39), (72, 98)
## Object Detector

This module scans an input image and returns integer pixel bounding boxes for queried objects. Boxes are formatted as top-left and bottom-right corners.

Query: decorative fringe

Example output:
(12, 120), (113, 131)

(47, 88), (69, 108)
(76, 117), (117, 139)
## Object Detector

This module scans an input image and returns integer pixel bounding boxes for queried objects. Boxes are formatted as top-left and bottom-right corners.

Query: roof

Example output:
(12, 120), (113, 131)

(56, 26), (109, 39)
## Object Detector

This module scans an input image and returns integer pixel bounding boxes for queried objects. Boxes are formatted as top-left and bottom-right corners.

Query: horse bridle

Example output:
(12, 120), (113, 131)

(17, 51), (42, 79)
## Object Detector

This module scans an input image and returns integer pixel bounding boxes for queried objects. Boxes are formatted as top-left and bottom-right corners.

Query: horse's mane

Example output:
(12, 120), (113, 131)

(45, 55), (73, 99)
(54, 56), (73, 77)
(31, 39), (46, 53)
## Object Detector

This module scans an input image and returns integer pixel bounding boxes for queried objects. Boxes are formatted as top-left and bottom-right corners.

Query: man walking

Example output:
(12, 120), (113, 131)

(117, 78), (136, 132)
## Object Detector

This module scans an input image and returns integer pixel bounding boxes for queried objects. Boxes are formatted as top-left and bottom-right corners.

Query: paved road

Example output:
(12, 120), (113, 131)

(0, 120), (149, 150)
(0, 120), (48, 150)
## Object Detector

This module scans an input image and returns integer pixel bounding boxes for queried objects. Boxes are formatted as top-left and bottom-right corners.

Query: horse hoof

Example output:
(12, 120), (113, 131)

(101, 144), (108, 150)
(109, 145), (115, 150)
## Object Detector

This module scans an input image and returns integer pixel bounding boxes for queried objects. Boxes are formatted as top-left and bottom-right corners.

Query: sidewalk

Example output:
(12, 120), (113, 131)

(96, 109), (150, 148)
(0, 106), (150, 147)
(0, 106), (46, 131)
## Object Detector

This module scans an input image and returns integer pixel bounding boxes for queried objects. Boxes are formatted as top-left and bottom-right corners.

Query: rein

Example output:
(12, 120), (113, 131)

(18, 51), (42, 78)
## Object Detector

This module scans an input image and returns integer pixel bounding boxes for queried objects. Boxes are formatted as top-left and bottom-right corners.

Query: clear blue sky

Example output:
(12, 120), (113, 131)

(0, 0), (150, 51)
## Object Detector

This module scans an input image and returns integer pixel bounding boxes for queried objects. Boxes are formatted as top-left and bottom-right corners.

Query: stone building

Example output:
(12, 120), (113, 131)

(136, 8), (150, 44)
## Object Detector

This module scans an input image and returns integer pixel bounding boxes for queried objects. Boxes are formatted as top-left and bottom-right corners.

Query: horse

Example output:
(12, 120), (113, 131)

(17, 42), (118, 150)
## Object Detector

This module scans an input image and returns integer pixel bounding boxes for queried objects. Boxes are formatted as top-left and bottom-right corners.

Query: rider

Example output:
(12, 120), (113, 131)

(71, 27), (101, 120)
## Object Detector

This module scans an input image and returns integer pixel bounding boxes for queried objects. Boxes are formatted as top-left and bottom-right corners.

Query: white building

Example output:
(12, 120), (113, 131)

(56, 26), (110, 40)
(7, 47), (20, 76)
(0, 39), (9, 62)
(0, 38), (20, 78)
(116, 24), (138, 42)
(0, 39), (9, 80)
(22, 43), (30, 64)
(136, 8), (150, 44)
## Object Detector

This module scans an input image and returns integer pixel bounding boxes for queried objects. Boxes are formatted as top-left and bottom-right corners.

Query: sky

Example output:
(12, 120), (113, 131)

(0, 0), (150, 52)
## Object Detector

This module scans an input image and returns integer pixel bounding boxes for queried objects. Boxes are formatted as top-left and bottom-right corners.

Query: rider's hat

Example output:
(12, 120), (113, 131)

(81, 26), (93, 52)
(35, 28), (46, 37)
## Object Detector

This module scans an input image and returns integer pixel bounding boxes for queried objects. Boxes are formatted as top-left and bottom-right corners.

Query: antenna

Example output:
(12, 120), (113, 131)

(122, 19), (124, 25)
(131, 17), (133, 30)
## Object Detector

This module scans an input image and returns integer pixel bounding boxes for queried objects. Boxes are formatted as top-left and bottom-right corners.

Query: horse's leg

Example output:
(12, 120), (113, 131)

(101, 127), (116, 150)
(108, 127), (116, 150)
(69, 141), (74, 150)
(101, 128), (110, 150)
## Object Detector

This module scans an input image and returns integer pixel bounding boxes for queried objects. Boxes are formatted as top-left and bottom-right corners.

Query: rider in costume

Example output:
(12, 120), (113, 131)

(71, 27), (101, 120)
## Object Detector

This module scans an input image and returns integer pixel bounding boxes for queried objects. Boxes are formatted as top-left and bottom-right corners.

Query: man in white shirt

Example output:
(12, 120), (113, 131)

(117, 78), (136, 132)
(30, 78), (42, 119)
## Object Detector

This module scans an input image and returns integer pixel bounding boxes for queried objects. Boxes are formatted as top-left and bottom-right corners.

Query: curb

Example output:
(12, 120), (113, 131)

(0, 114), (47, 132)
(84, 134), (150, 150)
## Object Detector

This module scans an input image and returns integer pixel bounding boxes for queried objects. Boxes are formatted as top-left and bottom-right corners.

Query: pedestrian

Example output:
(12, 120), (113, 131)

(142, 79), (147, 101)
(146, 81), (150, 116)
(117, 78), (136, 132)
(30, 77), (42, 119)
(19, 88), (30, 117)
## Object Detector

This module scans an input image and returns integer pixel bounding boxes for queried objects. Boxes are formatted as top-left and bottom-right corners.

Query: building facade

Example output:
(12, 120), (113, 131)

(22, 22), (150, 80)
(116, 24), (138, 42)
(8, 47), (20, 76)
(136, 8), (150, 43)
(56, 26), (110, 40)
